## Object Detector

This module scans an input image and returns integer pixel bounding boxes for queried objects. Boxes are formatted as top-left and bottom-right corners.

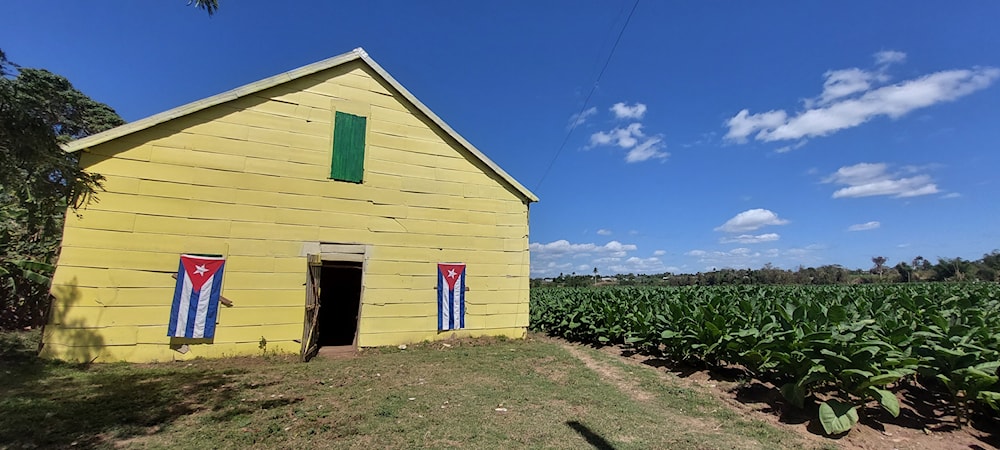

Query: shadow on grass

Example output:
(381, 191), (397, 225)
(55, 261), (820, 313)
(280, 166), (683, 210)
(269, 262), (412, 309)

(566, 420), (616, 450)
(0, 354), (249, 448)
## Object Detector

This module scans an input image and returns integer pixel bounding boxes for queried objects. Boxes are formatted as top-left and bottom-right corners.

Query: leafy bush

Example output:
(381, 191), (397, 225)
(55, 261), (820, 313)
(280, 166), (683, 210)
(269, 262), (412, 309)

(531, 284), (1000, 433)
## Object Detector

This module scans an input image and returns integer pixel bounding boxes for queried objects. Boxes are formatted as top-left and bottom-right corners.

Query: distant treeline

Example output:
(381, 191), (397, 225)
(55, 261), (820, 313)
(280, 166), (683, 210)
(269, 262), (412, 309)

(533, 251), (1000, 288)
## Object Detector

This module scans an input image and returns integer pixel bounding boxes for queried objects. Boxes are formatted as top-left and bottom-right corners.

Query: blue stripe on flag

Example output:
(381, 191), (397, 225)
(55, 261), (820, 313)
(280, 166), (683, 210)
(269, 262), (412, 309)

(458, 271), (465, 328)
(204, 267), (224, 338)
(184, 287), (202, 338)
(437, 271), (445, 331)
(167, 259), (184, 336)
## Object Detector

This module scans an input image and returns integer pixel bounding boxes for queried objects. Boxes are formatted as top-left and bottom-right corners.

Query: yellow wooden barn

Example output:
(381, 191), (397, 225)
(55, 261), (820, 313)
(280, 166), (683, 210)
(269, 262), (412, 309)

(42, 48), (538, 363)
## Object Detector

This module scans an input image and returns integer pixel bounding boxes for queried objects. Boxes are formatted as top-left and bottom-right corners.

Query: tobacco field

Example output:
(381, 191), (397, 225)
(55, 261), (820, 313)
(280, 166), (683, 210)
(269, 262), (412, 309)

(530, 283), (1000, 434)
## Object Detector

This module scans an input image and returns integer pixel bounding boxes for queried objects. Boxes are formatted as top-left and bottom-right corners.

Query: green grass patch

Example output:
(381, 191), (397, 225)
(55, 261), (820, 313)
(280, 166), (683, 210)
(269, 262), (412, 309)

(1, 334), (813, 449)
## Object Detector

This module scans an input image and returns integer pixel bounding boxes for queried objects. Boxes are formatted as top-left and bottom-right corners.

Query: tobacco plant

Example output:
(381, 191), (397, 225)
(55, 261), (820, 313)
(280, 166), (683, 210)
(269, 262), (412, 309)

(530, 283), (1000, 434)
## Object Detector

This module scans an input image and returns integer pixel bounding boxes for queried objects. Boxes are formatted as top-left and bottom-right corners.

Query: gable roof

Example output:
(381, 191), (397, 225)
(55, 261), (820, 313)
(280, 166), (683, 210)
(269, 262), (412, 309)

(63, 48), (538, 203)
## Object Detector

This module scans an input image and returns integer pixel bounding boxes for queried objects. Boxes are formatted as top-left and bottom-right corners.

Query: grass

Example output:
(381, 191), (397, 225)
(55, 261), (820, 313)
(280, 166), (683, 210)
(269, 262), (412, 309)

(1, 330), (814, 449)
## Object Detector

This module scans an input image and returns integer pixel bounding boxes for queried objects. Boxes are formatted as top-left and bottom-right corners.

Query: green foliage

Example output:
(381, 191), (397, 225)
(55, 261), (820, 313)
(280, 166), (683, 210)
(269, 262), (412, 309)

(535, 250), (1000, 288)
(0, 50), (124, 329)
(189, 0), (219, 16)
(531, 283), (1000, 433)
(817, 400), (858, 435)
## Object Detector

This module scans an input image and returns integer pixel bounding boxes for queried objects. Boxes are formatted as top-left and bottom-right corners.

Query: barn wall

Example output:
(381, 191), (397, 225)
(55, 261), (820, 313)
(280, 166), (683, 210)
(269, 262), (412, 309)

(42, 61), (531, 362)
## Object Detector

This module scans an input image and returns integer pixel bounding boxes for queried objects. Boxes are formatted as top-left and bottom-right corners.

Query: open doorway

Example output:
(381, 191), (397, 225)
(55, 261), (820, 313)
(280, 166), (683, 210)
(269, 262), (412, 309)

(317, 262), (362, 346)
(302, 258), (363, 360)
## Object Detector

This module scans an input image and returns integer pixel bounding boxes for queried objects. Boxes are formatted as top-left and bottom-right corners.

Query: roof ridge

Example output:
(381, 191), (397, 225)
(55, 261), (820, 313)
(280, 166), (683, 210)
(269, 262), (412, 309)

(63, 48), (538, 203)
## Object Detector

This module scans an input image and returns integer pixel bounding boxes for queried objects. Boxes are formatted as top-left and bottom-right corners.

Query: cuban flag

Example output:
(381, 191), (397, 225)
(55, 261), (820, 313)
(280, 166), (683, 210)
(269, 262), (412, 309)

(437, 263), (466, 331)
(168, 254), (226, 339)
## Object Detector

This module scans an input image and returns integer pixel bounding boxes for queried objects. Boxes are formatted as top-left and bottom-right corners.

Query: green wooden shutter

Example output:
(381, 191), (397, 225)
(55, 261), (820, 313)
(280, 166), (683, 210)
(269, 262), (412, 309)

(330, 112), (366, 183)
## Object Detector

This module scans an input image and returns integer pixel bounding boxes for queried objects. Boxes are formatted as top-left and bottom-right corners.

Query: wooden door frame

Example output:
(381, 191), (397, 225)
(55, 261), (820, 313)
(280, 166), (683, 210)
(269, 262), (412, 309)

(300, 243), (368, 361)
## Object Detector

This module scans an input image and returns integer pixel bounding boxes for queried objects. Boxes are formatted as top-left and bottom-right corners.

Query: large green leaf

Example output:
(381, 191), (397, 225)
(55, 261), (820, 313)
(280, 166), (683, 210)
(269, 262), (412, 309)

(818, 400), (859, 435)
(865, 371), (904, 387)
(840, 368), (874, 379)
(780, 382), (806, 409)
(21, 269), (51, 286)
(827, 305), (847, 323)
(868, 387), (900, 417)
(819, 349), (853, 366)
(10, 259), (55, 274)
(975, 361), (1000, 373)
(977, 391), (1000, 411)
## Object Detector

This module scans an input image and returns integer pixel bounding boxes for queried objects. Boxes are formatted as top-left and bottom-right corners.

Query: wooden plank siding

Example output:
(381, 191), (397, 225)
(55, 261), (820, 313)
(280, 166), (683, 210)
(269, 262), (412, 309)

(43, 60), (531, 362)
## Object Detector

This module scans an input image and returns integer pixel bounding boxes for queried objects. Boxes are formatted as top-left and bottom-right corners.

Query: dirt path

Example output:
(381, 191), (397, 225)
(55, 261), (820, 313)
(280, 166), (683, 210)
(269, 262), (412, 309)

(558, 342), (655, 402)
(547, 337), (805, 450)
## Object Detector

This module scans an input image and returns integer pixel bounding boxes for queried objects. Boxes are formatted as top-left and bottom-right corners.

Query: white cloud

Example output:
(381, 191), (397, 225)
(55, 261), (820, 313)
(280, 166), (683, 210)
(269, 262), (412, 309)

(684, 244), (826, 270)
(725, 110), (787, 143)
(775, 140), (808, 153)
(685, 248), (761, 269)
(825, 162), (939, 198)
(874, 50), (907, 67)
(941, 192), (962, 199)
(529, 238), (676, 276)
(597, 229), (612, 236)
(625, 137), (669, 163)
(724, 53), (999, 143)
(720, 233), (781, 244)
(590, 123), (644, 148)
(815, 68), (879, 106)
(610, 102), (647, 120)
(530, 239), (638, 259)
(567, 107), (598, 128)
(607, 256), (668, 274)
(784, 244), (825, 261)
(715, 209), (789, 233)
(847, 221), (881, 231)
(589, 121), (669, 163)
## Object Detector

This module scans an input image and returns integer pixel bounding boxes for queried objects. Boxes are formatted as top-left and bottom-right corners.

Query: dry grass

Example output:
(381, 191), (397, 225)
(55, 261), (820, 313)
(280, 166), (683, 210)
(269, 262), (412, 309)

(1, 331), (812, 449)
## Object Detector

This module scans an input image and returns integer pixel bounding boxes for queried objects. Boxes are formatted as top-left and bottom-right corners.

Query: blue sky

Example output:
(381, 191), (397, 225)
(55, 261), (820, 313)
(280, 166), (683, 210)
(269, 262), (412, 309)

(3, 2), (999, 277)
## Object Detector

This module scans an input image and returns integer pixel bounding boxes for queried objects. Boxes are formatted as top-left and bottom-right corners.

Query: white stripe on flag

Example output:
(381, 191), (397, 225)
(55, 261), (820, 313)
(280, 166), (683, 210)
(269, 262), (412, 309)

(452, 275), (463, 329)
(192, 274), (215, 338)
(173, 276), (194, 337)
(439, 272), (450, 329)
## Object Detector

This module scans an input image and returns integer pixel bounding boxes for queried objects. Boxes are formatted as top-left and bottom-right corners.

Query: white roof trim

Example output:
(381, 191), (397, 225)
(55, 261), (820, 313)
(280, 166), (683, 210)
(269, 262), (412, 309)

(64, 48), (538, 203)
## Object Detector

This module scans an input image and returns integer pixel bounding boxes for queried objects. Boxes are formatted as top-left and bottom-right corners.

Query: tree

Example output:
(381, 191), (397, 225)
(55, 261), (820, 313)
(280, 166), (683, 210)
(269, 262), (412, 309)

(190, 0), (219, 16)
(931, 257), (972, 282)
(870, 256), (888, 278)
(1, 50), (124, 329)
(982, 250), (1000, 271)
(894, 262), (913, 283)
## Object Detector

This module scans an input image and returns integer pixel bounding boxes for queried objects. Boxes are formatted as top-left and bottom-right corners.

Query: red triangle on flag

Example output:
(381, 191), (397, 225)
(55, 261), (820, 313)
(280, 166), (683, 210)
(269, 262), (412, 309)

(438, 264), (465, 290)
(181, 255), (225, 290)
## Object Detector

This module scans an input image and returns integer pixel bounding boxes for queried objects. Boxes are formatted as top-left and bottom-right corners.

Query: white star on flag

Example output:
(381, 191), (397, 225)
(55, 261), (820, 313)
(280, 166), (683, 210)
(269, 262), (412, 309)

(194, 264), (209, 276)
(447, 269), (457, 279)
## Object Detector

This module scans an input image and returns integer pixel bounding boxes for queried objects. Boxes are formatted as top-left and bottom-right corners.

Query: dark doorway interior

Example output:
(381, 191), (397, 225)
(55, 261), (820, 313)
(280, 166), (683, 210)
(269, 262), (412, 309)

(316, 262), (363, 347)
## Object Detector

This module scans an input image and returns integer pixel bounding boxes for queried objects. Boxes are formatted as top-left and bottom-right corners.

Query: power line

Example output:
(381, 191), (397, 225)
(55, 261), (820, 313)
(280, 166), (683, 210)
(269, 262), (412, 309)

(534, 0), (640, 191)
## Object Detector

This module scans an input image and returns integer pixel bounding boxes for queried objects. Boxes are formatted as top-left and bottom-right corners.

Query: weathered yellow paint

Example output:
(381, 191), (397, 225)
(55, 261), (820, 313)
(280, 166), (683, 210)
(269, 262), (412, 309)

(44, 326), (139, 346)
(45, 56), (532, 362)
(40, 340), (301, 363)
